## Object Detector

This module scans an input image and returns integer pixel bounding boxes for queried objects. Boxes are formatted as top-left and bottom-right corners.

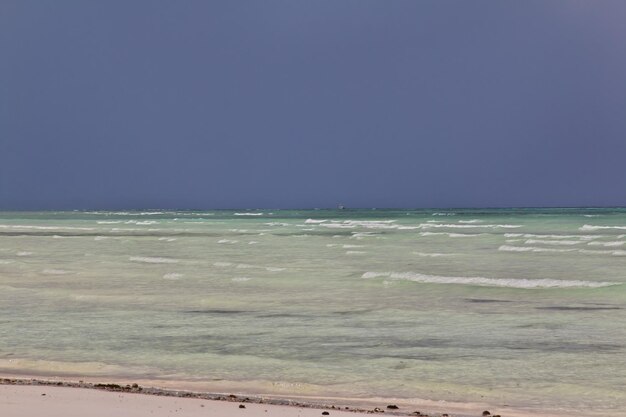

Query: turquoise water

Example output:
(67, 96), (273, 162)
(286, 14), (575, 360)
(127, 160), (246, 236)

(0, 209), (625, 414)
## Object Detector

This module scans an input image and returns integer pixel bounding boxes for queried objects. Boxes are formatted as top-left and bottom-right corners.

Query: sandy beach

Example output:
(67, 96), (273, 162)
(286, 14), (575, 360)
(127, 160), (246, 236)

(1, 375), (614, 417)
(1, 384), (367, 417)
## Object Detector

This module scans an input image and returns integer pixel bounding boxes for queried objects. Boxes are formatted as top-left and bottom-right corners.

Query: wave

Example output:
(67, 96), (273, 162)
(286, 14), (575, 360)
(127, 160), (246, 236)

(217, 239), (238, 244)
(41, 269), (72, 275)
(432, 212), (456, 216)
(304, 219), (327, 224)
(163, 273), (183, 280)
(362, 271), (619, 289)
(129, 256), (179, 264)
(500, 245), (626, 257)
(418, 223), (522, 229)
(420, 232), (485, 238)
(458, 219), (483, 223)
(234, 213), (264, 216)
(587, 241), (624, 247)
(232, 277), (251, 282)
(499, 245), (575, 253)
(524, 239), (582, 246)
(505, 233), (601, 240)
(266, 267), (286, 272)
(16, 251), (33, 256)
(413, 252), (455, 257)
(346, 251), (367, 255)
(213, 262), (232, 267)
(0, 225), (95, 231)
(580, 224), (626, 231)
(579, 249), (626, 256)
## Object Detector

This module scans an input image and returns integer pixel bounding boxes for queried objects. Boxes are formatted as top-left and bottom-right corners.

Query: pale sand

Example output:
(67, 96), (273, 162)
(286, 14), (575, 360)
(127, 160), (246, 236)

(0, 384), (367, 417)
(0, 375), (615, 417)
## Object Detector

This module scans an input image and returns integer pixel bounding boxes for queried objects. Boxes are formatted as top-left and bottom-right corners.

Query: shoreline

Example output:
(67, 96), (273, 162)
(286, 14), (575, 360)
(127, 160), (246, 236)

(0, 374), (609, 417)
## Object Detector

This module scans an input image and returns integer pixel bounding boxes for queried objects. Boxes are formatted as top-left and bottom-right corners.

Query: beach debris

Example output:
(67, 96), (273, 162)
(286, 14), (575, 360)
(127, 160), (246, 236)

(41, 393), (46, 396)
(239, 404), (246, 409)
(387, 404), (399, 409)
(482, 411), (491, 416)
(322, 412), (330, 416)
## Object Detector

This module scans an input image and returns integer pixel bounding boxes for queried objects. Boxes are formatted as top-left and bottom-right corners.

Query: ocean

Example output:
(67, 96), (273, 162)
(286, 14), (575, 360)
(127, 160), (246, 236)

(0, 209), (624, 414)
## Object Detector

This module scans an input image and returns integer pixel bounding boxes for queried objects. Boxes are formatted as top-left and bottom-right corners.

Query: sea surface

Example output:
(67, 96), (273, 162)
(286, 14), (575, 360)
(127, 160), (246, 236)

(1, 209), (625, 414)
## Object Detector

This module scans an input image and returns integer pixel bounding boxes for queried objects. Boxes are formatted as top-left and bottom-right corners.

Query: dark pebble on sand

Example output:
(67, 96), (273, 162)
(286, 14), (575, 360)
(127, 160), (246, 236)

(322, 412), (330, 416)
(482, 412), (491, 416)
(239, 404), (246, 409)
(41, 393), (46, 396)
(387, 405), (399, 409)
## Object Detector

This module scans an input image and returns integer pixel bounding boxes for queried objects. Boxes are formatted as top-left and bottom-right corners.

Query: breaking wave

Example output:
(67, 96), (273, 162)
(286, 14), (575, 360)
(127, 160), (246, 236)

(580, 224), (626, 231)
(129, 256), (179, 264)
(362, 271), (619, 289)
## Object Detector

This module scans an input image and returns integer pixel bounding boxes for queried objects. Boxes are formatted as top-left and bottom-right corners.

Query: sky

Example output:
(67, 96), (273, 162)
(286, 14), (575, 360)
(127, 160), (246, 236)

(1, 1), (626, 210)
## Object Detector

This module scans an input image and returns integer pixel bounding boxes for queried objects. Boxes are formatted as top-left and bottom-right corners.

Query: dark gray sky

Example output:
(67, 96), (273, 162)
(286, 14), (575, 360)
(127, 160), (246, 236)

(2, 1), (626, 209)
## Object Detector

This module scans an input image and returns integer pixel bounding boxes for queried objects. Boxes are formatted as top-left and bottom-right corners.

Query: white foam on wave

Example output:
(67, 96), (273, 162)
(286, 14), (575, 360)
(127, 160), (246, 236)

(346, 251), (367, 255)
(419, 223), (522, 229)
(248, 241), (259, 245)
(213, 262), (233, 267)
(163, 273), (183, 280)
(0, 260), (14, 264)
(218, 239), (238, 244)
(42, 269), (72, 275)
(320, 220), (398, 230)
(500, 245), (626, 257)
(97, 221), (123, 224)
(458, 219), (483, 224)
(0, 225), (95, 231)
(524, 239), (582, 246)
(420, 232), (485, 238)
(499, 245), (575, 253)
(343, 244), (364, 248)
(94, 236), (108, 241)
(232, 277), (251, 282)
(432, 212), (456, 216)
(580, 224), (626, 231)
(587, 241), (624, 247)
(158, 237), (177, 242)
(362, 271), (619, 289)
(413, 252), (455, 257)
(579, 249), (626, 256)
(234, 213), (264, 216)
(305, 219), (327, 224)
(266, 267), (286, 272)
(505, 233), (601, 240)
(16, 251), (33, 256)
(350, 232), (379, 239)
(129, 256), (179, 264)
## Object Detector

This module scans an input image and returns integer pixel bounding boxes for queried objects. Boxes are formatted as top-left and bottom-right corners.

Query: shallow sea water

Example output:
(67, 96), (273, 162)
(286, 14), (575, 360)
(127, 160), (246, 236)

(0, 209), (625, 414)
